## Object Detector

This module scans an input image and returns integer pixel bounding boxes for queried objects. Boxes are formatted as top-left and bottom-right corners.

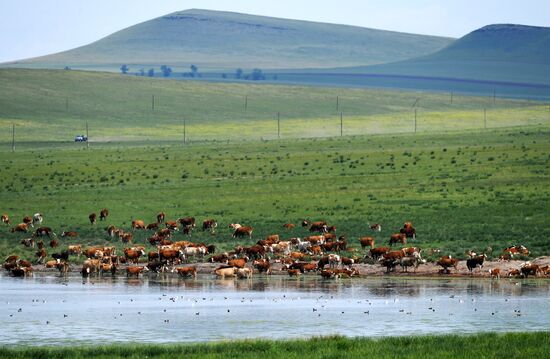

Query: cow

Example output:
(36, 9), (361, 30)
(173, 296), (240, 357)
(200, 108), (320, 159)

(501, 245), (530, 259)
(209, 253), (229, 264)
(202, 219), (217, 234)
(23, 216), (33, 227)
(333, 268), (360, 278)
(124, 248), (145, 264)
(31, 213), (43, 226)
(49, 239), (58, 248)
(34, 227), (55, 238)
(233, 226), (253, 239)
(436, 256), (460, 274)
(84, 247), (104, 259)
(236, 267), (253, 279)
(369, 223), (382, 232)
(520, 263), (541, 278)
(126, 266), (149, 277)
(99, 208), (109, 221)
(466, 254), (487, 273)
(382, 250), (405, 261)
(227, 258), (247, 269)
(229, 223), (242, 230)
(320, 269), (337, 279)
(309, 221), (328, 233)
(89, 213), (97, 225)
(45, 260), (58, 268)
(341, 256), (355, 267)
(359, 236), (375, 249)
(121, 232), (133, 243)
(253, 259), (271, 274)
(52, 250), (69, 262)
(489, 268), (501, 279)
(368, 247), (390, 260)
(328, 254), (341, 269)
(326, 226), (337, 233)
(131, 220), (146, 230)
(304, 235), (325, 245)
(10, 223), (29, 233)
(158, 248), (184, 264)
(106, 225), (117, 237)
(401, 247), (422, 256)
(157, 228), (172, 237)
(165, 220), (179, 231)
(183, 246), (207, 262)
(61, 231), (78, 238)
(214, 266), (237, 278)
(146, 222), (159, 230)
(20, 238), (35, 248)
(282, 223), (295, 230)
(67, 245), (82, 256)
(507, 269), (521, 277)
(289, 252), (305, 261)
(182, 225), (194, 236)
(81, 259), (101, 277)
(56, 261), (70, 276)
(10, 267), (33, 277)
(146, 260), (168, 273)
(400, 252), (425, 272)
(173, 266), (197, 278)
(178, 217), (196, 228)
(157, 212), (165, 224)
(389, 233), (407, 246)
(287, 269), (301, 277)
(99, 262), (117, 276)
(37, 240), (45, 249)
(35, 249), (47, 264)
(1, 214), (10, 225)
(400, 222), (416, 239)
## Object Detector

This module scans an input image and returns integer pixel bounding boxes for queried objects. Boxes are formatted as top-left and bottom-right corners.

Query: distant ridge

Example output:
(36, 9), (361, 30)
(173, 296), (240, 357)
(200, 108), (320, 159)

(334, 24), (550, 85)
(2, 9), (453, 71)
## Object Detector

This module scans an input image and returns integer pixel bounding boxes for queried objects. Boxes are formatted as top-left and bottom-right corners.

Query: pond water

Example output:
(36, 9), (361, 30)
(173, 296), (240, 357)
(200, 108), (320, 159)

(1, 274), (549, 346)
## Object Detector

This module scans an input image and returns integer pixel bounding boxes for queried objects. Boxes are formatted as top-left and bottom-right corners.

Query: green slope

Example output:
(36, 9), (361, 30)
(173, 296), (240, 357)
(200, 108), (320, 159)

(2, 9), (453, 71)
(329, 24), (550, 85)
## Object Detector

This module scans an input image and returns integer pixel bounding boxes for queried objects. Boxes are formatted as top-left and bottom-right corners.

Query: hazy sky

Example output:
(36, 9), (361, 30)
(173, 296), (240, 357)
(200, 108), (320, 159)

(1, 0), (548, 63)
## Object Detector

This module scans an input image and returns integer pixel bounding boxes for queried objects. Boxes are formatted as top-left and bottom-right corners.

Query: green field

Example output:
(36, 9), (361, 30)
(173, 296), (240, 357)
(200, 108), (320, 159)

(0, 123), (549, 262)
(0, 69), (548, 145)
(1, 332), (548, 358)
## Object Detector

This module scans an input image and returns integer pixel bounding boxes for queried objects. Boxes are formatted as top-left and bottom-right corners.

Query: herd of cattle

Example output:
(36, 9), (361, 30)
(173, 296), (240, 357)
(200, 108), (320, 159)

(1, 211), (549, 280)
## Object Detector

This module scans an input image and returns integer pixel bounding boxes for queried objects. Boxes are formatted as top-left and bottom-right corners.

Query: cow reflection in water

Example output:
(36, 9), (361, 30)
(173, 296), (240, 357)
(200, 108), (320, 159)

(367, 282), (420, 297)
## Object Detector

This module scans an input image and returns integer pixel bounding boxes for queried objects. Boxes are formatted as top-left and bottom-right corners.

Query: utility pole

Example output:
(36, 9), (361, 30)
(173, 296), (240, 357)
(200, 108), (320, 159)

(277, 112), (280, 139)
(414, 109), (417, 133)
(86, 120), (89, 149)
(183, 118), (186, 144)
(152, 95), (155, 111)
(340, 112), (343, 137)
(11, 124), (15, 152)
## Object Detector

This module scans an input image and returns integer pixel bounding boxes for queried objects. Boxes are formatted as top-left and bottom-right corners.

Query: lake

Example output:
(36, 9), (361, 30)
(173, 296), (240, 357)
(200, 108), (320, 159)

(1, 274), (549, 346)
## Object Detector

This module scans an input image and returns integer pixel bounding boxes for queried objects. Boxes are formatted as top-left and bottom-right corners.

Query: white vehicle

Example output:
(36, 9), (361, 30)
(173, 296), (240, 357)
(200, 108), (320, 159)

(74, 135), (88, 142)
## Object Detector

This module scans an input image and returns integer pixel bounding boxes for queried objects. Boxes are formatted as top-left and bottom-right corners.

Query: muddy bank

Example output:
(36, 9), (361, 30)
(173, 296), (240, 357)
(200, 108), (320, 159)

(26, 256), (550, 278)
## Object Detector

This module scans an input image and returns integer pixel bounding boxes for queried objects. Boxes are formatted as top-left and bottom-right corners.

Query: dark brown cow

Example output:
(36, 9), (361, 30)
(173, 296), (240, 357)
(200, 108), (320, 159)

(209, 253), (229, 263)
(326, 226), (337, 233)
(23, 216), (32, 226)
(20, 238), (35, 248)
(49, 239), (58, 248)
(37, 240), (45, 249)
(233, 226), (253, 239)
(61, 231), (78, 238)
(400, 222), (416, 239)
(121, 232), (133, 243)
(359, 237), (375, 249)
(157, 212), (166, 224)
(309, 221), (328, 233)
(34, 227), (55, 238)
(89, 213), (97, 225)
(106, 225), (117, 237)
(466, 254), (487, 273)
(131, 220), (146, 230)
(10, 223), (29, 233)
(202, 219), (217, 233)
(173, 266), (197, 278)
(35, 249), (46, 264)
(521, 263), (541, 278)
(99, 208), (109, 221)
(389, 233), (407, 246)
(1, 214), (10, 225)
(287, 269), (301, 277)
(146, 222), (159, 230)
(320, 269), (337, 279)
(52, 250), (69, 262)
(157, 228), (172, 237)
(178, 217), (196, 228)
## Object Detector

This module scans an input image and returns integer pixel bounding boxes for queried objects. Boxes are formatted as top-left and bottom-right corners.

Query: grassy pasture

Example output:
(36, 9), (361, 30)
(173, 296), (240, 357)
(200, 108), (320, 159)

(1, 332), (548, 358)
(0, 69), (548, 145)
(0, 125), (549, 262)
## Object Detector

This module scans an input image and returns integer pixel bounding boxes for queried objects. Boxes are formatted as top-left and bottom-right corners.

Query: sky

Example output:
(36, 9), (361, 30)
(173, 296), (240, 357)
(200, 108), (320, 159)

(1, 0), (548, 63)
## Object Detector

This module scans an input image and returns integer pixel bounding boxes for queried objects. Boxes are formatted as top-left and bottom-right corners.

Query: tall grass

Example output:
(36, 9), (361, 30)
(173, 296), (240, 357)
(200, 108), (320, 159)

(1, 332), (548, 358)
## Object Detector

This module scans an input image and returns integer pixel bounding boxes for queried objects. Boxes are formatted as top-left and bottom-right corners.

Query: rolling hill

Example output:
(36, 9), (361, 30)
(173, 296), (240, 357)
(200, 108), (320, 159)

(2, 9), (453, 71)
(326, 24), (550, 85)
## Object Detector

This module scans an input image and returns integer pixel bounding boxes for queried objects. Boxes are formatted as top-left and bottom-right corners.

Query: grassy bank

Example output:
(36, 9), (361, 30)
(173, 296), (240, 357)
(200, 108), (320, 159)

(0, 125), (549, 262)
(1, 332), (548, 358)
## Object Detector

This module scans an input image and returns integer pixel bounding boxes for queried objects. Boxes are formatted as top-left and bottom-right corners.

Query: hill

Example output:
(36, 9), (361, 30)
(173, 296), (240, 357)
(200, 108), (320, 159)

(324, 24), (550, 85)
(2, 9), (453, 71)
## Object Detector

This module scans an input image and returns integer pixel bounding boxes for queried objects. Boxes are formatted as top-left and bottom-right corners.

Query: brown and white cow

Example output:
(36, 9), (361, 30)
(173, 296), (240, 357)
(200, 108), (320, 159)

(466, 254), (487, 273)
(34, 227), (55, 238)
(202, 219), (217, 233)
(178, 217), (196, 228)
(157, 212), (166, 224)
(369, 223), (382, 232)
(309, 221), (328, 233)
(10, 223), (29, 233)
(359, 236), (375, 249)
(173, 266), (197, 278)
(99, 208), (109, 221)
(126, 266), (148, 277)
(61, 231), (78, 238)
(131, 220), (146, 230)
(89, 213), (97, 225)
(232, 226), (253, 239)
(389, 233), (407, 246)
(253, 259), (271, 274)
(1, 214), (10, 225)
(436, 256), (460, 274)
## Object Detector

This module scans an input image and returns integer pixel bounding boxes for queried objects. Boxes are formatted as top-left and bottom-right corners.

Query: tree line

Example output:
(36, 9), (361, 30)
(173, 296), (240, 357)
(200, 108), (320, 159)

(120, 65), (274, 81)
